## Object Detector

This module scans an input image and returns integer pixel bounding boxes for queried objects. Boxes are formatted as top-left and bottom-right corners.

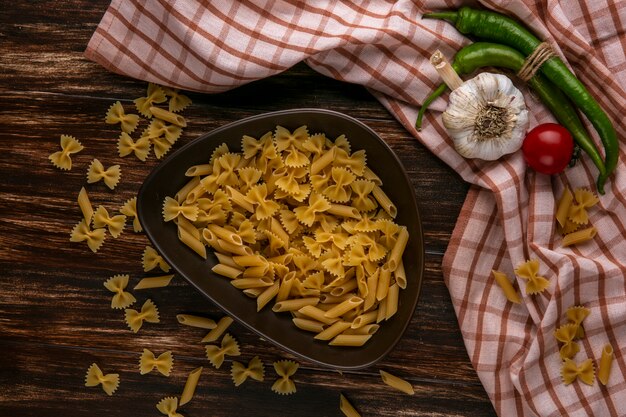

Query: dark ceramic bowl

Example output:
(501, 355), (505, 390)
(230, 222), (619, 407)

(138, 109), (424, 370)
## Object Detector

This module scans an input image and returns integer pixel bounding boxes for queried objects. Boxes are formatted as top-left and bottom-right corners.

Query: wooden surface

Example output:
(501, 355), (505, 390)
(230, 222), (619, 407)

(0, 2), (496, 416)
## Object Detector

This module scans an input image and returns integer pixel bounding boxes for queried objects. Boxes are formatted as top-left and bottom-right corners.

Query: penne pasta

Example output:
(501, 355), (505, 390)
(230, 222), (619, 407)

(379, 370), (414, 395)
(230, 277), (274, 290)
(385, 283), (399, 320)
(243, 288), (263, 298)
(233, 254), (268, 268)
(363, 269), (379, 311)
(492, 270), (521, 304)
(555, 186), (573, 227)
(217, 239), (253, 256)
(292, 318), (325, 333)
(185, 164), (213, 177)
(324, 297), (364, 319)
(376, 298), (387, 323)
(327, 204), (361, 219)
(226, 186), (254, 213)
(133, 274), (175, 290)
(179, 367), (202, 406)
(243, 265), (270, 278)
(344, 324), (380, 335)
(362, 166), (382, 185)
(257, 281), (280, 311)
(562, 227), (597, 247)
(201, 316), (234, 343)
(208, 224), (243, 246)
(330, 279), (358, 297)
(298, 305), (338, 325)
(178, 225), (207, 258)
(320, 293), (356, 304)
(272, 297), (320, 312)
(149, 106), (187, 127)
(310, 146), (337, 174)
(314, 321), (352, 341)
(351, 310), (378, 329)
(212, 263), (243, 279)
(276, 272), (296, 302)
(176, 314), (216, 329)
(598, 344), (614, 386)
(372, 185), (397, 218)
(214, 253), (241, 269)
(77, 187), (93, 224)
(387, 227), (408, 271)
(376, 263), (392, 301)
(339, 393), (361, 417)
(329, 334), (372, 347)
(394, 260), (407, 289)
(175, 176), (201, 203)
(177, 216), (200, 240)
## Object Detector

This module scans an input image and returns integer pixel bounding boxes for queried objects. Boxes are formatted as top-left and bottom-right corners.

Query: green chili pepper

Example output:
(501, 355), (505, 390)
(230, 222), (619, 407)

(424, 7), (617, 193)
(415, 42), (606, 183)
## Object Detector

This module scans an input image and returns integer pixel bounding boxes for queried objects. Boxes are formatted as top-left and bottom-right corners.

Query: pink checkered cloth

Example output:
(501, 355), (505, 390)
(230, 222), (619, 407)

(86, 1), (626, 415)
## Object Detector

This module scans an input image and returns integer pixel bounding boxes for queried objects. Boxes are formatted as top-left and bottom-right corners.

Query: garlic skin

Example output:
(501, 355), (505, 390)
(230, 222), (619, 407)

(442, 72), (529, 161)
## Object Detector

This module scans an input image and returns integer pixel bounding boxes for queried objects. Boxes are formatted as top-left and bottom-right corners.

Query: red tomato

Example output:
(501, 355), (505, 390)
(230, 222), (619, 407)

(522, 123), (574, 175)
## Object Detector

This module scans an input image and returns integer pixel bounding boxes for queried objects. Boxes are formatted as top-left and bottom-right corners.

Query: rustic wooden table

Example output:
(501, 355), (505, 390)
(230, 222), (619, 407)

(0, 2), (497, 416)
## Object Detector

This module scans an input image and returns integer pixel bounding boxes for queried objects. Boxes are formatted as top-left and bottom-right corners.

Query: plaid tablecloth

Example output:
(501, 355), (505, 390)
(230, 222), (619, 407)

(86, 1), (626, 415)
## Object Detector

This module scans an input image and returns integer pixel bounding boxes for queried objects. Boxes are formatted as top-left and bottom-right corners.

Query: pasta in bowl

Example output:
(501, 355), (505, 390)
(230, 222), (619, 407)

(138, 109), (423, 369)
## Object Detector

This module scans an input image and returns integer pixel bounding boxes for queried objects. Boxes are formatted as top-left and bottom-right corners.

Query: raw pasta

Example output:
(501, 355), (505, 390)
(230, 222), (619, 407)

(379, 370), (414, 395)
(150, 106), (187, 127)
(143, 246), (171, 272)
(340, 393), (361, 417)
(201, 316), (233, 343)
(93, 206), (126, 238)
(491, 270), (521, 304)
(176, 314), (216, 329)
(139, 349), (173, 376)
(70, 219), (105, 253)
(124, 299), (160, 333)
(180, 366), (203, 406)
(162, 87), (192, 113)
(85, 363), (119, 396)
(554, 323), (580, 360)
(87, 158), (121, 190)
(118, 132), (150, 161)
(271, 360), (298, 395)
(514, 259), (549, 295)
(231, 356), (265, 386)
(555, 187), (573, 228)
(103, 274), (136, 309)
(105, 101), (139, 134)
(49, 134), (83, 170)
(598, 344), (614, 386)
(133, 275), (175, 290)
(77, 186), (93, 223)
(120, 197), (142, 232)
(135, 83), (167, 117)
(566, 305), (590, 338)
(561, 358), (595, 386)
(562, 227), (597, 247)
(205, 333), (240, 368)
(162, 126), (410, 347)
(156, 397), (184, 417)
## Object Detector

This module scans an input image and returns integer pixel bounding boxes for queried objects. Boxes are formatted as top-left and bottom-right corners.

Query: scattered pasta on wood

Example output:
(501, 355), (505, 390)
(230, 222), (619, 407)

(84, 363), (119, 396)
(271, 360), (299, 395)
(139, 349), (173, 376)
(103, 274), (136, 309)
(49, 134), (84, 170)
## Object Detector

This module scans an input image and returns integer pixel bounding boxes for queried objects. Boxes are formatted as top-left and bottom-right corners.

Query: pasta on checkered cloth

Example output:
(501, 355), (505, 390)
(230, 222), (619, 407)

(161, 126), (409, 347)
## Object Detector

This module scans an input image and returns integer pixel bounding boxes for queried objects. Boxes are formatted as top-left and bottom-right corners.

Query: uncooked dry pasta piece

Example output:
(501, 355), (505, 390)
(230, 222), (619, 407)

(385, 283), (399, 320)
(149, 106), (187, 127)
(394, 260), (407, 290)
(372, 186), (397, 219)
(271, 360), (298, 395)
(70, 219), (106, 253)
(491, 270), (521, 304)
(133, 275), (175, 290)
(143, 246), (171, 272)
(212, 263), (243, 279)
(554, 323), (580, 360)
(329, 334), (372, 347)
(387, 227), (408, 271)
(162, 87), (192, 113)
(379, 370), (414, 395)
(156, 397), (184, 417)
(298, 305), (338, 325)
(205, 333), (240, 368)
(231, 356), (265, 387)
(257, 281), (280, 311)
(162, 196), (199, 222)
(179, 366), (203, 406)
(201, 316), (234, 343)
(339, 393), (361, 417)
(562, 227), (597, 247)
(135, 83), (167, 117)
(351, 179), (377, 212)
(362, 166), (382, 185)
(152, 136), (174, 159)
(514, 259), (549, 295)
(85, 363), (119, 396)
(324, 167), (355, 203)
(77, 186), (94, 224)
(176, 314), (216, 329)
(120, 197), (142, 232)
(87, 159), (121, 190)
(245, 184), (280, 220)
(118, 132), (150, 161)
(49, 134), (83, 170)
(93, 206), (126, 238)
(293, 317), (326, 332)
(139, 348), (173, 376)
(336, 148), (367, 176)
(324, 297), (363, 319)
(375, 263), (392, 301)
(105, 101), (139, 134)
(103, 274), (136, 309)
(598, 344), (614, 386)
(561, 358), (595, 386)
(185, 164), (212, 177)
(147, 119), (182, 144)
(566, 305), (591, 338)
(125, 299), (160, 333)
(555, 187), (573, 228)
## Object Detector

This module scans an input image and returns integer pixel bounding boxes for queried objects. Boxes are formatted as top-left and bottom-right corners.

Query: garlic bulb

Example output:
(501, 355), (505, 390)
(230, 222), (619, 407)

(442, 72), (529, 161)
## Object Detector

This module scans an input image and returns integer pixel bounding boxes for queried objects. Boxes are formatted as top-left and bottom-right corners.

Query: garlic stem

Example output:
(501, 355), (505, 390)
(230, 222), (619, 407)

(430, 50), (464, 90)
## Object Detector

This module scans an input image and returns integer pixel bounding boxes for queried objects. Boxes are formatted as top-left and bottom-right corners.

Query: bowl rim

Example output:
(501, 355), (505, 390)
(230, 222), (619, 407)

(138, 108), (424, 370)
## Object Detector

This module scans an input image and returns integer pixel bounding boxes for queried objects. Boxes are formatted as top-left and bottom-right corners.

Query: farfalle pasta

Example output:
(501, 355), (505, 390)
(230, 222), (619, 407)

(514, 259), (549, 295)
(205, 333), (240, 368)
(561, 358), (595, 386)
(556, 187), (600, 247)
(554, 323), (580, 360)
(93, 206), (126, 238)
(231, 356), (265, 386)
(85, 363), (119, 396)
(49, 134), (83, 170)
(156, 397), (184, 417)
(162, 87), (192, 113)
(105, 101), (139, 134)
(87, 158), (121, 190)
(143, 245), (171, 272)
(162, 126), (410, 347)
(271, 360), (298, 395)
(118, 132), (150, 161)
(139, 348), (173, 376)
(566, 305), (590, 338)
(103, 274), (136, 309)
(125, 299), (160, 332)
(70, 219), (105, 253)
(120, 197), (142, 232)
(135, 83), (167, 117)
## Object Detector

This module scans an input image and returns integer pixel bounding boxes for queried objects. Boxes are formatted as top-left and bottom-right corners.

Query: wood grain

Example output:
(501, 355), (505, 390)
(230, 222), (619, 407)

(0, 0), (493, 416)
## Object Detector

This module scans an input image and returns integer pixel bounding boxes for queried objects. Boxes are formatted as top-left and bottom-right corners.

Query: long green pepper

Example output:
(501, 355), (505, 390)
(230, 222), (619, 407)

(415, 42), (606, 180)
(424, 7), (618, 193)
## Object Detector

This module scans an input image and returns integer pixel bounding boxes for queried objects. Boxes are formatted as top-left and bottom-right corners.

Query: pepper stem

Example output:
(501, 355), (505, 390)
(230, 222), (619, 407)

(422, 11), (458, 23)
(430, 51), (464, 91)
